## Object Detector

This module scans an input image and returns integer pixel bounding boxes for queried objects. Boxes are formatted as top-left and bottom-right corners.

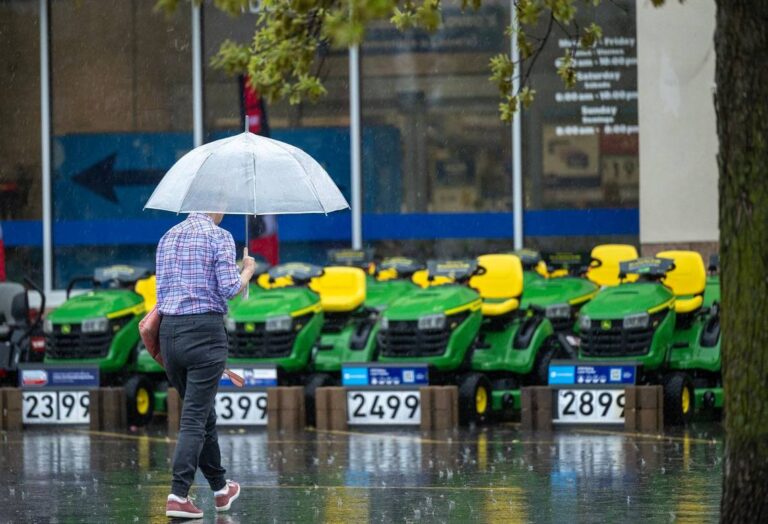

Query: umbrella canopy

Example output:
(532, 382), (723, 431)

(144, 132), (349, 215)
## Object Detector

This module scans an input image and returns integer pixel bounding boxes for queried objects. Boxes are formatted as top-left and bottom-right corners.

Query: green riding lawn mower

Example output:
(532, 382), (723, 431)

(377, 255), (562, 425)
(226, 261), (386, 421)
(43, 265), (160, 425)
(564, 251), (722, 425)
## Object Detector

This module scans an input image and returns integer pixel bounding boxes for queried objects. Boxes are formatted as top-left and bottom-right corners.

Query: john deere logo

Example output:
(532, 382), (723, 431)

(601, 320), (612, 330)
(245, 323), (256, 333)
(61, 324), (71, 334)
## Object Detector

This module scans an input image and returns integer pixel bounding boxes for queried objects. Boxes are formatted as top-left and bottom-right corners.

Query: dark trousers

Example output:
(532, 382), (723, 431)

(159, 313), (228, 498)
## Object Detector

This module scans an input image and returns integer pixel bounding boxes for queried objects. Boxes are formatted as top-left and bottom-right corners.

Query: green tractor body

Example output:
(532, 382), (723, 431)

(43, 266), (158, 424)
(378, 257), (557, 424)
(573, 254), (722, 425)
(226, 266), (325, 374)
(313, 255), (425, 374)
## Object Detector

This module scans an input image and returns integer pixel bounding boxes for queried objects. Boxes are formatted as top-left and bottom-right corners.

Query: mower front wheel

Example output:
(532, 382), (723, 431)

(532, 339), (563, 386)
(125, 375), (155, 426)
(663, 372), (695, 426)
(458, 373), (492, 426)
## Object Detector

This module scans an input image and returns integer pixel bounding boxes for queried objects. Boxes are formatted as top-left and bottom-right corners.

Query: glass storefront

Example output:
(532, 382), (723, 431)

(0, 0), (640, 291)
(521, 0), (639, 251)
(0, 0), (42, 283)
(50, 0), (193, 287)
(361, 0), (515, 258)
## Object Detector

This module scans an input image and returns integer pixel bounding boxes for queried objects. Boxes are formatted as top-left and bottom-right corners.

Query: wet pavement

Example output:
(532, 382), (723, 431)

(0, 423), (722, 523)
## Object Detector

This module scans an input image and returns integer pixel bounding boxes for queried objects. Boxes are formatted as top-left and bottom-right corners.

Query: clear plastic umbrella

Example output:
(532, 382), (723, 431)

(145, 132), (349, 299)
(144, 132), (349, 215)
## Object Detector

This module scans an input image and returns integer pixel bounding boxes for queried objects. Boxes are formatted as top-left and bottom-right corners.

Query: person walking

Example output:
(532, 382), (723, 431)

(156, 212), (256, 519)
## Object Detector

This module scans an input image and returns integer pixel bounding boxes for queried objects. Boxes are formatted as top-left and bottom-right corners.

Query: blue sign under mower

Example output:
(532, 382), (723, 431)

(548, 362), (636, 387)
(342, 364), (429, 387)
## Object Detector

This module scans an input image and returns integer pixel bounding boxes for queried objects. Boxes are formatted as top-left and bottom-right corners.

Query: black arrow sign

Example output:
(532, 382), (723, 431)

(72, 153), (166, 203)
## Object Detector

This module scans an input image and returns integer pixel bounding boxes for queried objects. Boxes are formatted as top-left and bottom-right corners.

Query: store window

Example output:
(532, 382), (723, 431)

(521, 0), (639, 252)
(203, 6), (352, 265)
(0, 0), (42, 283)
(50, 0), (193, 287)
(361, 0), (514, 259)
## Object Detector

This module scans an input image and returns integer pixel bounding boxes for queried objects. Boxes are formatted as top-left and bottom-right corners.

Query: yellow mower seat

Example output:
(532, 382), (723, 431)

(657, 250), (706, 314)
(412, 269), (453, 288)
(310, 267), (366, 312)
(134, 276), (157, 311)
(587, 244), (640, 286)
(480, 297), (520, 316)
(470, 254), (524, 316)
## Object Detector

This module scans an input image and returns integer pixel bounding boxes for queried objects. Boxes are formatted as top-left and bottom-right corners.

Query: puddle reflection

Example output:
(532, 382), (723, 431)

(0, 425), (722, 522)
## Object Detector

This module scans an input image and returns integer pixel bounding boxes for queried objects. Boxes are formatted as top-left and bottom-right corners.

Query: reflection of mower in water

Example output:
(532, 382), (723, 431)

(0, 278), (46, 385)
(43, 266), (159, 425)
(568, 252), (722, 425)
(377, 256), (560, 424)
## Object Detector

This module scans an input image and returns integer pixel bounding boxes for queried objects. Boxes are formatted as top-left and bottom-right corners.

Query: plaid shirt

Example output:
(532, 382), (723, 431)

(156, 213), (241, 315)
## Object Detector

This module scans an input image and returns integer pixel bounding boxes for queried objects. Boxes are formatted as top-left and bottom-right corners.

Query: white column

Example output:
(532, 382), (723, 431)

(192, 2), (204, 147)
(349, 45), (363, 249)
(510, 3), (523, 249)
(40, 0), (52, 294)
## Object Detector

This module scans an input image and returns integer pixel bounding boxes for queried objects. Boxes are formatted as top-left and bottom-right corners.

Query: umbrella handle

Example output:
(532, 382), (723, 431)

(242, 246), (250, 300)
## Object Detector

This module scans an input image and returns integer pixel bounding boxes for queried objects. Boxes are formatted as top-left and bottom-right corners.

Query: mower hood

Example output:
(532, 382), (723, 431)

(579, 282), (674, 320)
(521, 277), (598, 308)
(229, 287), (320, 321)
(48, 290), (144, 323)
(383, 285), (479, 320)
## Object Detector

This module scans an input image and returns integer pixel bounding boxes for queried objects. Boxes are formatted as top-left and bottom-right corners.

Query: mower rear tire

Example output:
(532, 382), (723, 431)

(663, 372), (695, 426)
(458, 373), (492, 426)
(125, 375), (155, 426)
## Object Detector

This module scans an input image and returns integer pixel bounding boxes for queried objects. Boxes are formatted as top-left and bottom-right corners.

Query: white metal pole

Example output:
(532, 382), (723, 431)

(192, 2), (204, 148)
(349, 45), (363, 250)
(40, 0), (53, 294)
(511, 3), (523, 249)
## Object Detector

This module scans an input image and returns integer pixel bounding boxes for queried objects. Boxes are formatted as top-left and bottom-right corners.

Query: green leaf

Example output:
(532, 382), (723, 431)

(519, 86), (536, 108)
(557, 50), (577, 88)
(579, 22), (602, 48)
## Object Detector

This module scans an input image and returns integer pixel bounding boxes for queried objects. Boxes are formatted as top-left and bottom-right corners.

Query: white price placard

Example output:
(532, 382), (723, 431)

(555, 389), (625, 425)
(215, 392), (268, 426)
(22, 391), (90, 424)
(347, 390), (421, 425)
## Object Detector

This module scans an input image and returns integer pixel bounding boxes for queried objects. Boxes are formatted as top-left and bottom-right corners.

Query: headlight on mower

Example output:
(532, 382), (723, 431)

(418, 314), (446, 330)
(578, 315), (591, 330)
(545, 303), (571, 319)
(623, 313), (649, 329)
(225, 317), (236, 332)
(265, 315), (292, 332)
(43, 319), (53, 334)
(82, 317), (109, 333)
(381, 317), (389, 330)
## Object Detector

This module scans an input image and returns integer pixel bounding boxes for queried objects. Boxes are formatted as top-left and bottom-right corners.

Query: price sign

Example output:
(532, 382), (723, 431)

(347, 390), (421, 425)
(554, 389), (625, 425)
(215, 392), (268, 426)
(22, 391), (90, 425)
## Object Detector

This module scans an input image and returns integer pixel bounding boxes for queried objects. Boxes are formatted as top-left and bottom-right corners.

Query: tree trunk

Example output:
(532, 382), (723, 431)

(715, 1), (768, 522)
